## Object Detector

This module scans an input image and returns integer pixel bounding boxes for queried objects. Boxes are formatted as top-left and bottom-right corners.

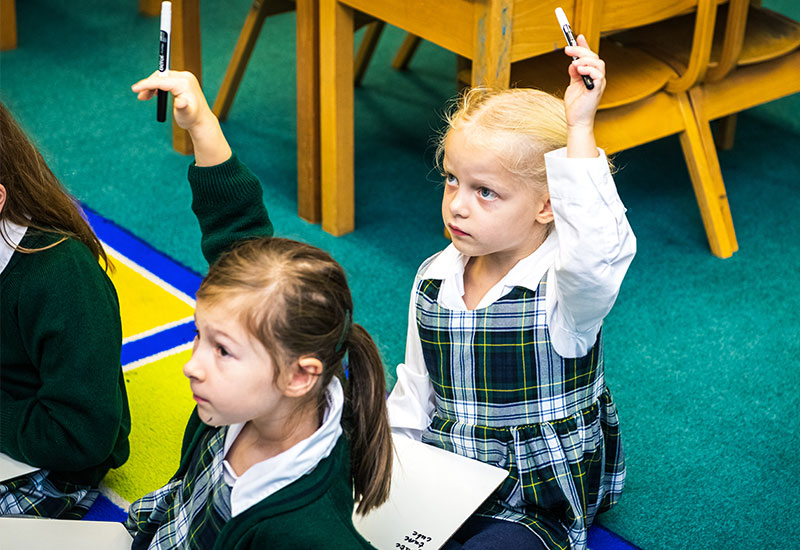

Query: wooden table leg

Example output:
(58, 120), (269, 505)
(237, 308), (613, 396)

(297, 0), (322, 223)
(171, 0), (201, 155)
(471, 0), (513, 88)
(320, 0), (354, 235)
(1, 0), (17, 51)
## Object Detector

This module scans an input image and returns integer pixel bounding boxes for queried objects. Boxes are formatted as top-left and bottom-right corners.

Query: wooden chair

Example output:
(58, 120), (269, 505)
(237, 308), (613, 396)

(499, 0), (739, 257)
(612, 0), (800, 151)
(319, 0), (597, 236)
(211, 1), (390, 223)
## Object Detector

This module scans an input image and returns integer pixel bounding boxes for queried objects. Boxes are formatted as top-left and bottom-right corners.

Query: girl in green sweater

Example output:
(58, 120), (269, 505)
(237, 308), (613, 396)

(125, 72), (392, 549)
(0, 102), (131, 518)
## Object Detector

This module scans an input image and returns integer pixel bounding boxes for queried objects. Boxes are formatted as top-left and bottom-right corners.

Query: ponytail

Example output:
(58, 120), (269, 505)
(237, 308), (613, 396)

(197, 238), (392, 514)
(344, 324), (392, 515)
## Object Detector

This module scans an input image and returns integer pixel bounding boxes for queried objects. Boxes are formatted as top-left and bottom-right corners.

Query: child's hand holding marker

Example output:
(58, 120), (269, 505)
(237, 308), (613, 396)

(132, 70), (232, 167)
(555, 7), (606, 158)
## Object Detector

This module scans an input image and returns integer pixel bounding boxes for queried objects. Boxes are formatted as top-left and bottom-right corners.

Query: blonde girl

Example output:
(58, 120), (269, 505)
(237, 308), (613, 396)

(127, 71), (392, 549)
(387, 36), (636, 550)
(0, 102), (130, 518)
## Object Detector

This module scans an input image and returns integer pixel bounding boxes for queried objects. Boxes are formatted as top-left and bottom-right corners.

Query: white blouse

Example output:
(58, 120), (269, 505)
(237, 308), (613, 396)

(0, 219), (28, 274)
(222, 376), (344, 517)
(387, 147), (637, 439)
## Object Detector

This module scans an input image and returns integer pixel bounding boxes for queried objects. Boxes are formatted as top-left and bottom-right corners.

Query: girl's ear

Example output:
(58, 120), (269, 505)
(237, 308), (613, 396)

(0, 184), (6, 214)
(535, 196), (554, 225)
(283, 355), (323, 397)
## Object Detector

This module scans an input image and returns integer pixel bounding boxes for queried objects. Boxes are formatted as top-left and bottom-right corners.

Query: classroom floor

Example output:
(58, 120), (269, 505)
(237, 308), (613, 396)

(2, 0), (798, 548)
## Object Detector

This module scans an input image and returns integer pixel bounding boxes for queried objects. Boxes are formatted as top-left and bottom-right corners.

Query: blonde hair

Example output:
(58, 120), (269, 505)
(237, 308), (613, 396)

(196, 237), (392, 515)
(436, 87), (568, 194)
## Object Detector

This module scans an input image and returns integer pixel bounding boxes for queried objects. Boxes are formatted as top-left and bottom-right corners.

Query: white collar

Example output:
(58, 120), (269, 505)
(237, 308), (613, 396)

(221, 376), (345, 517)
(421, 233), (558, 310)
(0, 219), (28, 274)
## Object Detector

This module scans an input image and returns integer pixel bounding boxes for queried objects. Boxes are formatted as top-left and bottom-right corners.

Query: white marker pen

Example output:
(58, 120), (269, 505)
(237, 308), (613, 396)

(157, 1), (172, 122)
(555, 7), (594, 90)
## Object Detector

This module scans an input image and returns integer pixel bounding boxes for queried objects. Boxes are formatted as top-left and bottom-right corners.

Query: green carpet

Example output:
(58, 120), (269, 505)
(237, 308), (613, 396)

(2, 1), (798, 547)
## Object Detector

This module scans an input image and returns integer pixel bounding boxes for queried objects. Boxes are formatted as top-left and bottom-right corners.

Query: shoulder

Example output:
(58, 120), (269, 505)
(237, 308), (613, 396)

(415, 244), (460, 280)
(7, 232), (115, 303)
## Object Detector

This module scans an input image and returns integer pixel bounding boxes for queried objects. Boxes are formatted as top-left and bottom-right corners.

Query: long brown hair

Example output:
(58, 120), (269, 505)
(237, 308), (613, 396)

(0, 101), (110, 270)
(197, 237), (392, 514)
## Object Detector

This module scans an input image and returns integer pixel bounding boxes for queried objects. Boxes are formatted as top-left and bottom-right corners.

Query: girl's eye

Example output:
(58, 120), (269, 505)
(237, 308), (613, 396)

(444, 172), (457, 186)
(478, 187), (498, 200)
(216, 345), (230, 358)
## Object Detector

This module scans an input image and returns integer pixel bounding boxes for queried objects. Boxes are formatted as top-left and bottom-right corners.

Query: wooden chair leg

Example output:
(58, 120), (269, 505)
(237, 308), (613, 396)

(212, 0), (271, 122)
(471, 0), (513, 88)
(170, 0), (202, 155)
(714, 114), (737, 151)
(392, 33), (422, 70)
(138, 0), (161, 17)
(320, 0), (355, 235)
(297, 0), (321, 223)
(1, 0), (17, 51)
(354, 21), (385, 86)
(677, 92), (738, 258)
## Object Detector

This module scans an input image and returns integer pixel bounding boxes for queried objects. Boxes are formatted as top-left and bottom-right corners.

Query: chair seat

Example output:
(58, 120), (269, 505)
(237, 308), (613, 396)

(500, 39), (676, 110)
(612, 5), (800, 71)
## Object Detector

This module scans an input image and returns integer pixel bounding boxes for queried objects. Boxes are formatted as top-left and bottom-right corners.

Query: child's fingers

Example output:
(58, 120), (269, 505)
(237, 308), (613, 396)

(571, 56), (605, 80)
(130, 71), (194, 99)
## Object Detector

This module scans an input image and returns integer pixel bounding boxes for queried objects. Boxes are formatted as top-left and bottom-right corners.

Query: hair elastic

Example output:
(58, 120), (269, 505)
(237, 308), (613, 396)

(335, 310), (351, 353)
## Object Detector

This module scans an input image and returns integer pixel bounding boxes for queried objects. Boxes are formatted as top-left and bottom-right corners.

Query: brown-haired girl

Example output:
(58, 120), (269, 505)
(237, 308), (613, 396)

(387, 37), (636, 550)
(0, 102), (131, 518)
(126, 72), (392, 549)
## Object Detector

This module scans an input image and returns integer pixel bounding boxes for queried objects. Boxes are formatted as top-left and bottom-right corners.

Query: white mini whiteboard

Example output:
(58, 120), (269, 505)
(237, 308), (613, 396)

(353, 434), (508, 550)
(0, 452), (38, 482)
(0, 517), (133, 550)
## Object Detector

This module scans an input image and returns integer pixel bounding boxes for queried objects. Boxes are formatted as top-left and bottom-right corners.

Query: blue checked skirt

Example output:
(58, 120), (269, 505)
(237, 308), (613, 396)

(0, 469), (98, 519)
(416, 276), (625, 550)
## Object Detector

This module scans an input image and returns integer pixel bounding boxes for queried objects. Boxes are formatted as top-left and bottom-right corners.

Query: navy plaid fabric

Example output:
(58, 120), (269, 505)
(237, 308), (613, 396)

(126, 427), (232, 550)
(0, 469), (98, 519)
(416, 274), (625, 550)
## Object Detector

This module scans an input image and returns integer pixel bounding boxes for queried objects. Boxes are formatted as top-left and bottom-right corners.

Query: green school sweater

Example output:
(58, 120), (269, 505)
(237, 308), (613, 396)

(187, 157), (369, 548)
(177, 411), (374, 550)
(0, 230), (130, 487)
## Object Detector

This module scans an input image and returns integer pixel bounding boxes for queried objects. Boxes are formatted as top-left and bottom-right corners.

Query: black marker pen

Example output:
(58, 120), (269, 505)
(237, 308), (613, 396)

(157, 1), (172, 122)
(555, 7), (594, 90)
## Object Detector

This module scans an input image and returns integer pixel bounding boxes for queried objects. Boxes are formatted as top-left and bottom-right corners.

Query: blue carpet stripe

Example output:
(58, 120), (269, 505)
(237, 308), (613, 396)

(81, 204), (203, 299)
(120, 320), (197, 366)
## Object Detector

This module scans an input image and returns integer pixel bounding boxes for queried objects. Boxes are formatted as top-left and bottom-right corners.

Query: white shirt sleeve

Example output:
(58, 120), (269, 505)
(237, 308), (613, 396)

(545, 148), (637, 358)
(386, 277), (435, 440)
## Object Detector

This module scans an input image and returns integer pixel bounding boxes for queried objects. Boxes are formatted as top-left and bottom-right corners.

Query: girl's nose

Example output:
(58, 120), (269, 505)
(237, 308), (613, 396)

(448, 188), (469, 218)
(182, 352), (204, 381)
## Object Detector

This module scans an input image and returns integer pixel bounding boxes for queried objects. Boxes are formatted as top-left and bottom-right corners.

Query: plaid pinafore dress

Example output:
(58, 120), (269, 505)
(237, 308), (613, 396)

(416, 272), (625, 550)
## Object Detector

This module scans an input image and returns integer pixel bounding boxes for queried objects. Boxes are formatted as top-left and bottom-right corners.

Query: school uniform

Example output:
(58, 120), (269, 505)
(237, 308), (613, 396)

(0, 220), (130, 518)
(388, 148), (636, 550)
(126, 155), (372, 549)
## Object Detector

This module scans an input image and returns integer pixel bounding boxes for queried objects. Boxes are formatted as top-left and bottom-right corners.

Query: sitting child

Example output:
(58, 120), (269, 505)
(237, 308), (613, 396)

(387, 36), (636, 550)
(126, 71), (392, 549)
(0, 102), (130, 519)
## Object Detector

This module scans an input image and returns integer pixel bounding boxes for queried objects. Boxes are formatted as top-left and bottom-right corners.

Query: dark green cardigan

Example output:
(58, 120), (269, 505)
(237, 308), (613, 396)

(187, 156), (370, 548)
(169, 411), (375, 550)
(0, 230), (130, 487)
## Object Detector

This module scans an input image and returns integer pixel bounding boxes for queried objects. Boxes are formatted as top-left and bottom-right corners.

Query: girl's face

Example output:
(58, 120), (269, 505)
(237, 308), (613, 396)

(441, 127), (550, 265)
(183, 299), (289, 428)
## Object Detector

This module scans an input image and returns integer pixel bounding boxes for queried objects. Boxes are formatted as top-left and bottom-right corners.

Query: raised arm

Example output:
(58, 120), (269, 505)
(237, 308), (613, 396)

(545, 36), (636, 358)
(131, 71), (273, 264)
